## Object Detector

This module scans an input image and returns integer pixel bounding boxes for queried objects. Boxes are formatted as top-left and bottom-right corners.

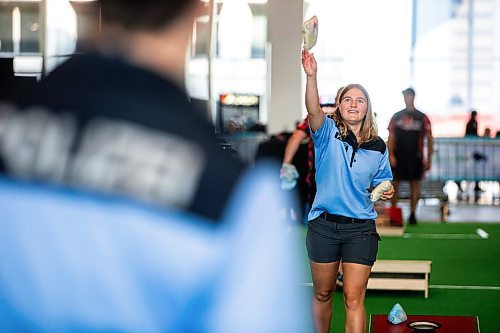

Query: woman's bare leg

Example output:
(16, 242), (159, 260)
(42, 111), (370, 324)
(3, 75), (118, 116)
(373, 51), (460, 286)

(309, 260), (341, 333)
(341, 262), (372, 333)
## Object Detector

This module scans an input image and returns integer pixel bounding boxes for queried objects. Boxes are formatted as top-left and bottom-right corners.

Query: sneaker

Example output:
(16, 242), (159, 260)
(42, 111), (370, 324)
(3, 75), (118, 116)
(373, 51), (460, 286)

(336, 272), (344, 288)
(409, 213), (417, 225)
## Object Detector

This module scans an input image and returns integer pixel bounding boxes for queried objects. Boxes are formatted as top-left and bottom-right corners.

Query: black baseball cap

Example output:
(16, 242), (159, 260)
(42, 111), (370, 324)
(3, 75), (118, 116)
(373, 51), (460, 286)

(402, 87), (415, 95)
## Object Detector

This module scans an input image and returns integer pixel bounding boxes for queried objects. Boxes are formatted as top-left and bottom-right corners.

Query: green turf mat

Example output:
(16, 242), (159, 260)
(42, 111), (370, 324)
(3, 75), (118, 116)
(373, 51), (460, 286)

(297, 222), (500, 332)
(380, 223), (500, 286)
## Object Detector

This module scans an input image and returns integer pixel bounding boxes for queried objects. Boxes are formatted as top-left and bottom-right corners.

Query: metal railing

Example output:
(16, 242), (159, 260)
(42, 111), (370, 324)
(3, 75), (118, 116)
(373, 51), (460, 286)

(427, 138), (500, 181)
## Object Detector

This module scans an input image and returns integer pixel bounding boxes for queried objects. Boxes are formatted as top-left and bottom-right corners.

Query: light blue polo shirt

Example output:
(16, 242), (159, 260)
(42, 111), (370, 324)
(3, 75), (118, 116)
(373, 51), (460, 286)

(309, 116), (392, 221)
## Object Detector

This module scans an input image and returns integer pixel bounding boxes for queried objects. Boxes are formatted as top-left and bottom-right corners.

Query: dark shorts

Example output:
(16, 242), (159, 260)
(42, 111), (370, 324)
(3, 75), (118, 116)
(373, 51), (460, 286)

(393, 154), (423, 181)
(306, 215), (380, 266)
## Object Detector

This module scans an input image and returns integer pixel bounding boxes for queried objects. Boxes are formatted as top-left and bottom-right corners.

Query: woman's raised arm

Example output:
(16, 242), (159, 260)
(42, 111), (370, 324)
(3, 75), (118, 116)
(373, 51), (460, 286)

(301, 49), (324, 132)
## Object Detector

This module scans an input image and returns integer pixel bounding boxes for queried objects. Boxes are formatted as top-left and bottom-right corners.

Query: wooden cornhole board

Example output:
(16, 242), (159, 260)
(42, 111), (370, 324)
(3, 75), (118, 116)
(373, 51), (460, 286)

(369, 314), (480, 333)
(376, 225), (405, 236)
(368, 260), (432, 298)
(337, 260), (432, 298)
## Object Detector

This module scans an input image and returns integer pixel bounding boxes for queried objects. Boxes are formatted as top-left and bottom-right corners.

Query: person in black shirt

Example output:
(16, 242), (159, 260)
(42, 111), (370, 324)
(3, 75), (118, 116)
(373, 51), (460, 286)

(388, 88), (433, 224)
(0, 0), (245, 221)
(465, 110), (478, 136)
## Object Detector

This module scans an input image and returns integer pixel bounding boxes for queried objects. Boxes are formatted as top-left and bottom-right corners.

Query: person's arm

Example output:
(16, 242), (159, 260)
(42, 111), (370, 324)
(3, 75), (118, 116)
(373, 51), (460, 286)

(424, 133), (433, 171)
(301, 49), (324, 132)
(424, 117), (433, 171)
(387, 122), (397, 168)
(280, 129), (305, 190)
(283, 130), (308, 164)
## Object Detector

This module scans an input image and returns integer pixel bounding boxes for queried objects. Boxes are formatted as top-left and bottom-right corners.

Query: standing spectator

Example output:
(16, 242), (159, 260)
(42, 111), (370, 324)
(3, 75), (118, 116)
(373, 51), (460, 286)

(302, 48), (393, 333)
(281, 88), (343, 222)
(461, 110), (480, 196)
(388, 87), (433, 224)
(0, 0), (245, 221)
(465, 110), (479, 136)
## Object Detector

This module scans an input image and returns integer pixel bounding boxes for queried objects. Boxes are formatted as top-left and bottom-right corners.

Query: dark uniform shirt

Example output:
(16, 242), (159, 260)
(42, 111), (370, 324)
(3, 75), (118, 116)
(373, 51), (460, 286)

(0, 53), (245, 221)
(388, 108), (432, 159)
(465, 119), (478, 136)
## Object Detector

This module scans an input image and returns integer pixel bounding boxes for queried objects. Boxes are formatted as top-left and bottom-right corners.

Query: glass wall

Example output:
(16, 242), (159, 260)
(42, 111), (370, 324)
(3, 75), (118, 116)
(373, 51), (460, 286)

(413, 0), (500, 137)
(0, 1), (40, 54)
(0, 0), (99, 77)
(187, 0), (268, 131)
(302, 0), (500, 138)
(0, 1), (42, 77)
(302, 0), (412, 139)
(2, 0), (498, 138)
(187, 0), (500, 138)
(191, 2), (267, 59)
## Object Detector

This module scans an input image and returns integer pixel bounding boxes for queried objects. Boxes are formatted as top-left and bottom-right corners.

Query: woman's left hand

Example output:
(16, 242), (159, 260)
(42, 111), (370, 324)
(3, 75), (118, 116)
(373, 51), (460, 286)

(380, 184), (395, 200)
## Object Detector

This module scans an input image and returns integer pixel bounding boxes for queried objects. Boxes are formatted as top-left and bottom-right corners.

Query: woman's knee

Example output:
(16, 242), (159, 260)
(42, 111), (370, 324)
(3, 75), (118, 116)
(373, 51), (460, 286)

(314, 288), (335, 303)
(343, 291), (364, 311)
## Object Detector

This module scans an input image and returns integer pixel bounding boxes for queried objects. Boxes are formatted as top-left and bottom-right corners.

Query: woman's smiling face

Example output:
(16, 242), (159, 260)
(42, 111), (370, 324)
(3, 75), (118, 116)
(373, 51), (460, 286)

(339, 88), (368, 126)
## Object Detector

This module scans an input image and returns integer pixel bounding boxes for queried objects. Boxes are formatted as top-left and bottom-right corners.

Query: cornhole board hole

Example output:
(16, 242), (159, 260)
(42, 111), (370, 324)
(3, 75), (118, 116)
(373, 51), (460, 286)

(369, 314), (480, 333)
(367, 260), (432, 298)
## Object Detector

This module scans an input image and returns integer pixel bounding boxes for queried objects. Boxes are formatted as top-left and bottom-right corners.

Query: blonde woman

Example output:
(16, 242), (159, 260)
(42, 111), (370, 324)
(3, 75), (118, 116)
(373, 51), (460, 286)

(302, 48), (394, 333)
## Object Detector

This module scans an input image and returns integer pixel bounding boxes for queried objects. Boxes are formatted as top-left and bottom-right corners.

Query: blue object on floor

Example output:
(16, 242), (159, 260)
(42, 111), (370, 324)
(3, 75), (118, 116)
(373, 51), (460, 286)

(388, 303), (408, 324)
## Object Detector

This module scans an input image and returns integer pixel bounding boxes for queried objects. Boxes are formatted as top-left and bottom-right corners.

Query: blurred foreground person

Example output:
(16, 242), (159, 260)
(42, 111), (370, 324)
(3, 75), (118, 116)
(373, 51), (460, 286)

(0, 0), (244, 221)
(0, 2), (314, 332)
(0, 163), (313, 332)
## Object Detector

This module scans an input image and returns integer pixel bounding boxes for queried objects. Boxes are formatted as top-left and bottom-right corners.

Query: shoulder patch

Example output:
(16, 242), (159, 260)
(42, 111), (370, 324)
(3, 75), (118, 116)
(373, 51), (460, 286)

(360, 137), (386, 154)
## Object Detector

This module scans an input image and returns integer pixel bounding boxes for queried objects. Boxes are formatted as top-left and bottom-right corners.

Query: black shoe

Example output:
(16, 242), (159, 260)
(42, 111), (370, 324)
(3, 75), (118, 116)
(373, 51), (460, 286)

(409, 213), (417, 225)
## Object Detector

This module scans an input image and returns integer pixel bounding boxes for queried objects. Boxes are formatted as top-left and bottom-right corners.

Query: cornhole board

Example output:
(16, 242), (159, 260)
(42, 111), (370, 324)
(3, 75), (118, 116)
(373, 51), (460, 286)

(368, 260), (432, 298)
(376, 225), (405, 236)
(369, 314), (480, 333)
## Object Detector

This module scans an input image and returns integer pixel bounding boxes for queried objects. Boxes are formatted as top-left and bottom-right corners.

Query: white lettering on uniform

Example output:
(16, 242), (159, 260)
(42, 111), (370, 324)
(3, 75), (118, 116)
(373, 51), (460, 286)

(0, 107), (205, 209)
(0, 106), (75, 181)
(68, 118), (205, 208)
(396, 117), (422, 131)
